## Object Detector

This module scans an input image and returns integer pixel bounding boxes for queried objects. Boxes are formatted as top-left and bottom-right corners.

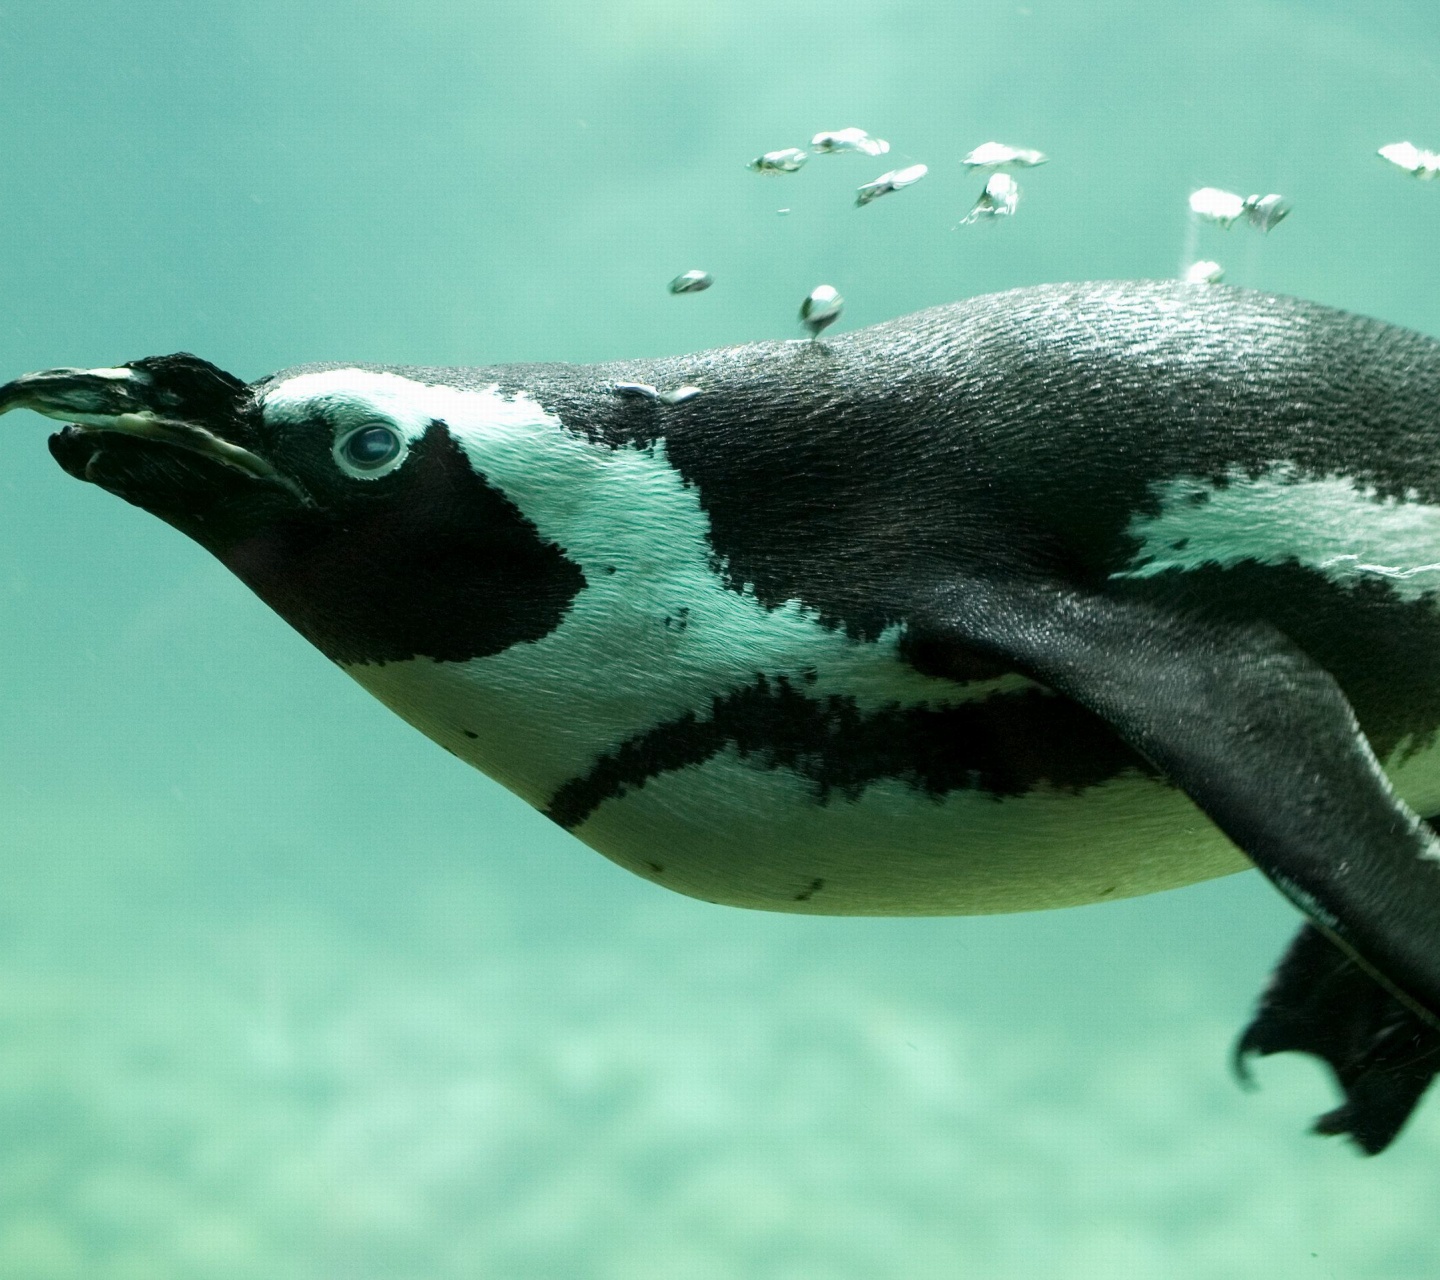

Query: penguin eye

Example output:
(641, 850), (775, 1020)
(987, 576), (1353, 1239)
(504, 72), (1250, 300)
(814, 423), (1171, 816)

(334, 422), (404, 477)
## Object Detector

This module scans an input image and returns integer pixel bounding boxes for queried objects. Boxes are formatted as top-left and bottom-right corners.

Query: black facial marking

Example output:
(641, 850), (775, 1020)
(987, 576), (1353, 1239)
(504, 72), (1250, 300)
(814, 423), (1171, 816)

(544, 674), (1156, 830)
(223, 421), (586, 664)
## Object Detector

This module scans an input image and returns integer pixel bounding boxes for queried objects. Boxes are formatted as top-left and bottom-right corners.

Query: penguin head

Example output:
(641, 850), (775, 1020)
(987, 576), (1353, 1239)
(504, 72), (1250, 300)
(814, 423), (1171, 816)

(0, 355), (587, 665)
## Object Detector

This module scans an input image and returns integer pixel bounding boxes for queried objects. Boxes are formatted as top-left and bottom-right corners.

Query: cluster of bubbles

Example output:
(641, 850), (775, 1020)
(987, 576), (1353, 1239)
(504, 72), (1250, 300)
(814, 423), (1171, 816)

(667, 128), (1050, 342)
(1180, 140), (1438, 286)
(662, 133), (1438, 349)
(1180, 187), (1290, 286)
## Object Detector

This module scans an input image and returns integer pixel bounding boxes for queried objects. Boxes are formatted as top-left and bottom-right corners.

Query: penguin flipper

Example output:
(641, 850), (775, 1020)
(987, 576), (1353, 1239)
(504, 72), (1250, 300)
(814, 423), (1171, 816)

(1236, 923), (1440, 1153)
(909, 577), (1440, 1134)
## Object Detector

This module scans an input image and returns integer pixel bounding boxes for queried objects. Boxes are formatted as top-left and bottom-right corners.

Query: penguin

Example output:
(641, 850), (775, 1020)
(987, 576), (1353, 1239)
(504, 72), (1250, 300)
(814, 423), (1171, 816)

(6, 278), (1440, 1152)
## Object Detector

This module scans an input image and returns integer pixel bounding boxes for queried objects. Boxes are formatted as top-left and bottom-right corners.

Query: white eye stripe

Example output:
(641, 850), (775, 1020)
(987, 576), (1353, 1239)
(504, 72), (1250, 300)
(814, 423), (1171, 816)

(263, 370), (442, 481)
(264, 370), (443, 439)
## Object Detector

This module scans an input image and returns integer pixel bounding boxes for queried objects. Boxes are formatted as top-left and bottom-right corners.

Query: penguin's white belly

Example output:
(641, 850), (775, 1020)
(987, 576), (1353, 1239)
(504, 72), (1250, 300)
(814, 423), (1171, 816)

(347, 645), (1440, 916)
(573, 736), (1440, 914)
(572, 748), (1249, 914)
(349, 652), (1256, 914)
(522, 731), (1440, 915)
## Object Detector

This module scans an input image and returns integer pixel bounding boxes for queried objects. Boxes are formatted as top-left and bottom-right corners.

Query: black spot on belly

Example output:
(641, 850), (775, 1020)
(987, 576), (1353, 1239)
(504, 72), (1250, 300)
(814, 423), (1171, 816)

(545, 675), (1156, 830)
(794, 878), (825, 901)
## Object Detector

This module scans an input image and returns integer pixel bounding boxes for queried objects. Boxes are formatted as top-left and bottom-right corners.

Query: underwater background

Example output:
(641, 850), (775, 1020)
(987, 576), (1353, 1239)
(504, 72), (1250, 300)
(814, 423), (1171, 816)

(2, 0), (1440, 1275)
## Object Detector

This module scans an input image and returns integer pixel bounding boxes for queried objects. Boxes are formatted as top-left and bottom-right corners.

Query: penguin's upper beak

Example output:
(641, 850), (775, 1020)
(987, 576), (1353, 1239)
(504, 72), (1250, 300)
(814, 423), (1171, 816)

(0, 364), (281, 482)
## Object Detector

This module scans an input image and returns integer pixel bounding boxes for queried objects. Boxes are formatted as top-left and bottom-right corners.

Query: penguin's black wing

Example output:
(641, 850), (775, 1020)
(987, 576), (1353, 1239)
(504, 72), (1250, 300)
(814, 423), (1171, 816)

(907, 575), (1440, 1150)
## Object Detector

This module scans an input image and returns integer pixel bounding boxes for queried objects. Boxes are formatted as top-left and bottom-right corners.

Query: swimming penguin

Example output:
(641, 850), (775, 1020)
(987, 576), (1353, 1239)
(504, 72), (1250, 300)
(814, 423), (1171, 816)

(6, 279), (1440, 1152)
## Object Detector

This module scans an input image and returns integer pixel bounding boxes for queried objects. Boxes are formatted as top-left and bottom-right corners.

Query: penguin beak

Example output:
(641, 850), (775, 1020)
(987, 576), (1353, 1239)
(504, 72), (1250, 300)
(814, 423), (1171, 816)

(0, 364), (281, 483)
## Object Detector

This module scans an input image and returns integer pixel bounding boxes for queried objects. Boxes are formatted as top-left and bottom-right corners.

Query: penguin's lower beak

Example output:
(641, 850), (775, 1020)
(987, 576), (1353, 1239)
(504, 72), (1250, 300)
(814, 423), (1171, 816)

(0, 364), (280, 482)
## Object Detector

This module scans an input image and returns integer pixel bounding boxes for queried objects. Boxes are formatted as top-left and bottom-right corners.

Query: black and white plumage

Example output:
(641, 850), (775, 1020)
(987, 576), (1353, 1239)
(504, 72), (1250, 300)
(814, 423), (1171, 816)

(8, 279), (1440, 1152)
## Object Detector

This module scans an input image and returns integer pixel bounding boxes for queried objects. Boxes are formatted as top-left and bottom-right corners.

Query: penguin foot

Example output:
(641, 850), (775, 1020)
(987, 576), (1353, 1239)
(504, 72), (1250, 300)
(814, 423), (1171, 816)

(1235, 924), (1440, 1154)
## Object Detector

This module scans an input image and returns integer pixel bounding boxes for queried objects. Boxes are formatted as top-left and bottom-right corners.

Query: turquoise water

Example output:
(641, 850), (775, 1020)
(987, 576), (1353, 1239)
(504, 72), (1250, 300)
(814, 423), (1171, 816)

(2, 1), (1440, 1275)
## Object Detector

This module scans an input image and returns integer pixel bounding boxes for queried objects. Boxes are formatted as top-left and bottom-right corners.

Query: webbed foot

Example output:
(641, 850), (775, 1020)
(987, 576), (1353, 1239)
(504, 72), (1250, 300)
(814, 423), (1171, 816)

(1236, 924), (1440, 1154)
